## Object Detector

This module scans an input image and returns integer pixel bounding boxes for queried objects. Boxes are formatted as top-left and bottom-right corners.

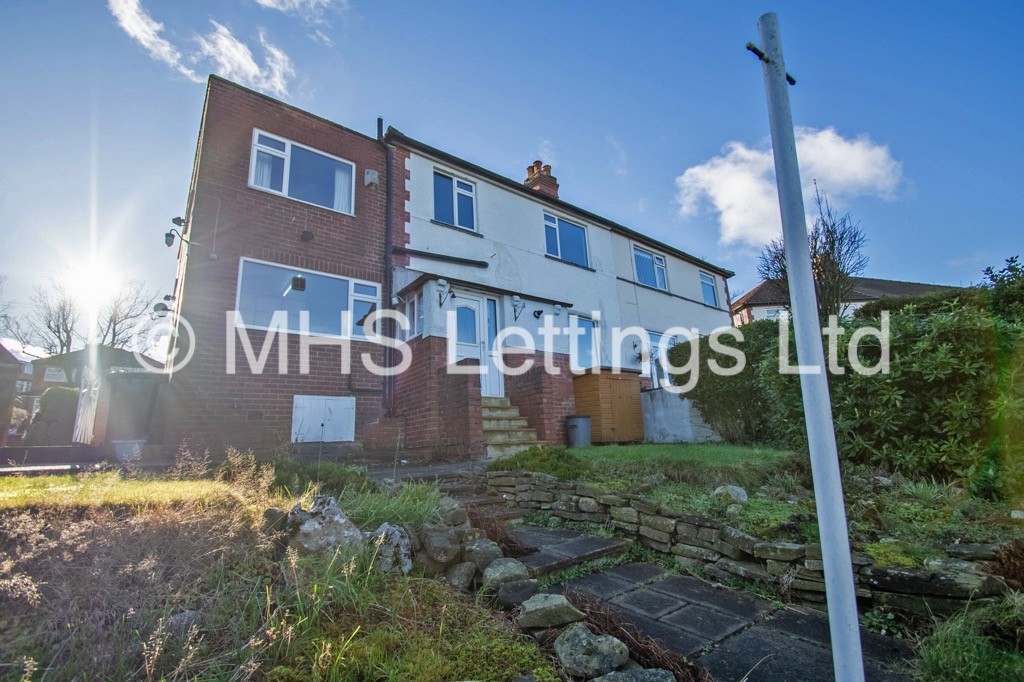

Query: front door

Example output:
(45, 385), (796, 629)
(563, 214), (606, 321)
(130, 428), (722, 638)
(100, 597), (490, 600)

(454, 292), (504, 397)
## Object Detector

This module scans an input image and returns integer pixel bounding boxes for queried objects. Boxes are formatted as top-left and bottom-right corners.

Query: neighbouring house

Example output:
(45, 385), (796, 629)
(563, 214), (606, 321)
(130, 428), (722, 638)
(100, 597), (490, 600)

(164, 76), (733, 458)
(730, 277), (961, 326)
(0, 338), (50, 445)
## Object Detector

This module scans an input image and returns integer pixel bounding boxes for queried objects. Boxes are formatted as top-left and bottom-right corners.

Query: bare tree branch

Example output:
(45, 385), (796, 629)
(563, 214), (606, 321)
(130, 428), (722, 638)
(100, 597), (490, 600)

(94, 279), (157, 350)
(756, 184), (869, 321)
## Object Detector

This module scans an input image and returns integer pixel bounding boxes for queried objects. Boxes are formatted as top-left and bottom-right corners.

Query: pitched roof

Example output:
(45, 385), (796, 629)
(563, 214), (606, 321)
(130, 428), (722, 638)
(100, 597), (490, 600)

(384, 127), (735, 279)
(731, 277), (962, 312)
(0, 338), (50, 365)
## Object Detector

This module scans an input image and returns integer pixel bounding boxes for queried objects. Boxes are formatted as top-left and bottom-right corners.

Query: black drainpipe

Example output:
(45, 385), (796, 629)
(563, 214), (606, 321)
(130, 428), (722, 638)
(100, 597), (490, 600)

(377, 117), (395, 415)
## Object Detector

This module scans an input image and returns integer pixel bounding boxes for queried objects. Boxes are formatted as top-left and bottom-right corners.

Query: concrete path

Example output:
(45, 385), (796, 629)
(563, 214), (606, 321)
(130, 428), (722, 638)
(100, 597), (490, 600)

(513, 525), (913, 682)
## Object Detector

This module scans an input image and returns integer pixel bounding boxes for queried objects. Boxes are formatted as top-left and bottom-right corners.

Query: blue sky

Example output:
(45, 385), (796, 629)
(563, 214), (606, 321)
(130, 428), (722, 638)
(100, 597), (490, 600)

(1, 1), (1021, 318)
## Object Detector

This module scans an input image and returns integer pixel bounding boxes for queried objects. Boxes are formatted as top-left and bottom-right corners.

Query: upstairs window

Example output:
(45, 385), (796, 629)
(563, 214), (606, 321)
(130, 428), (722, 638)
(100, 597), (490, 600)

(433, 171), (476, 231)
(249, 130), (355, 214)
(44, 367), (67, 382)
(235, 258), (380, 338)
(700, 272), (719, 307)
(544, 214), (589, 268)
(633, 246), (668, 290)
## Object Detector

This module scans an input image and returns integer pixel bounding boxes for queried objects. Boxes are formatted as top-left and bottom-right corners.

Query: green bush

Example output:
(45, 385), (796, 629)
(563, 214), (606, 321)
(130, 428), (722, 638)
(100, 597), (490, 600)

(486, 445), (588, 480)
(854, 287), (986, 320)
(678, 306), (1024, 497)
(23, 386), (78, 446)
(667, 319), (778, 444)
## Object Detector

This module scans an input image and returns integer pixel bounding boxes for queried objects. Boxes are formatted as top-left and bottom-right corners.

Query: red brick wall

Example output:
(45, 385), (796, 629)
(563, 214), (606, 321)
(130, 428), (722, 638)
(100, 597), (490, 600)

(503, 351), (575, 446)
(164, 77), (389, 454)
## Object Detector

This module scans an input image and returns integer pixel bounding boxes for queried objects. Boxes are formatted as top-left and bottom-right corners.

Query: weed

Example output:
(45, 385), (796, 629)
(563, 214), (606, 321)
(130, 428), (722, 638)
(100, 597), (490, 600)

(466, 506), (536, 557)
(486, 445), (588, 480)
(861, 608), (913, 639)
(863, 541), (923, 568)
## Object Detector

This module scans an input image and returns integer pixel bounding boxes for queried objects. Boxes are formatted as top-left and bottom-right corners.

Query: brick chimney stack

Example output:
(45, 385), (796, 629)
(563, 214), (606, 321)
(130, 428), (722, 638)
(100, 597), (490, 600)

(524, 159), (559, 199)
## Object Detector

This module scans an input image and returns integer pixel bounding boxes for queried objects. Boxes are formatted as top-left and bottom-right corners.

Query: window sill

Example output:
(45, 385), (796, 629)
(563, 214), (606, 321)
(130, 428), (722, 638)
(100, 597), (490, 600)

(633, 280), (671, 296)
(545, 254), (595, 272)
(617, 277), (723, 312)
(431, 219), (483, 237)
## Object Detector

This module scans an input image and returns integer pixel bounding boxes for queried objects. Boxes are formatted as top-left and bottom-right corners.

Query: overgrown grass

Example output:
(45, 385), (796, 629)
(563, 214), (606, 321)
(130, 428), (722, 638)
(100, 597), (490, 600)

(0, 472), (241, 510)
(0, 462), (556, 680)
(914, 592), (1024, 680)
(486, 445), (588, 480)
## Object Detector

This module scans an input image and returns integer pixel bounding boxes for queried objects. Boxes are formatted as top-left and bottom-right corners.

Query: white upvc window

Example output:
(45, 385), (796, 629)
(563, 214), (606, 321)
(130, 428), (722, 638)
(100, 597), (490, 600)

(235, 257), (380, 339)
(43, 367), (67, 382)
(646, 331), (678, 389)
(249, 129), (356, 215)
(433, 170), (477, 231)
(399, 291), (424, 341)
(544, 213), (590, 268)
(569, 314), (598, 371)
(633, 245), (668, 291)
(700, 272), (719, 307)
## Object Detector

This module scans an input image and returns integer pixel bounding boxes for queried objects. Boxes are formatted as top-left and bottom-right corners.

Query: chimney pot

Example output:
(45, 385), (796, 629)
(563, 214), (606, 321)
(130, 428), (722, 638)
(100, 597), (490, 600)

(524, 159), (559, 199)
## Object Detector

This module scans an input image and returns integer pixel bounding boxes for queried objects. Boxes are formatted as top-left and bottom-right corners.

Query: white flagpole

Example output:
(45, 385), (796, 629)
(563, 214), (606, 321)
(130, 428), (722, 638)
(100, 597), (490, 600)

(753, 12), (865, 681)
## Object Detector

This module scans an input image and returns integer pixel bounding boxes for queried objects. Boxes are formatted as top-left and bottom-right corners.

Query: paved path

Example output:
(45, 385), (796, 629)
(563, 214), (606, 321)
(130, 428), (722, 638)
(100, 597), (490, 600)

(513, 525), (913, 682)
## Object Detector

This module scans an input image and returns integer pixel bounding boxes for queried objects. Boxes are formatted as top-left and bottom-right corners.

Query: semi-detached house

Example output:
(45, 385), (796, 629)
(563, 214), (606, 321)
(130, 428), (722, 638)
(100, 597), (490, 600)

(164, 76), (733, 458)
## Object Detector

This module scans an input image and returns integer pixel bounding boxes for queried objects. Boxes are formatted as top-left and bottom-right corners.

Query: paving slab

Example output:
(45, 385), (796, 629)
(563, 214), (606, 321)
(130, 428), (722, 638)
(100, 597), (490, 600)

(764, 608), (914, 668)
(613, 608), (708, 658)
(602, 562), (670, 584)
(698, 627), (837, 681)
(564, 572), (636, 600)
(650, 575), (772, 621)
(661, 603), (750, 641)
(613, 588), (688, 620)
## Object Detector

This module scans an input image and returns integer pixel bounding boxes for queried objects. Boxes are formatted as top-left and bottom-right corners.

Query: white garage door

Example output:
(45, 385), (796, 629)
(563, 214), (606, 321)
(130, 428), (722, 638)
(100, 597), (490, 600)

(291, 396), (356, 443)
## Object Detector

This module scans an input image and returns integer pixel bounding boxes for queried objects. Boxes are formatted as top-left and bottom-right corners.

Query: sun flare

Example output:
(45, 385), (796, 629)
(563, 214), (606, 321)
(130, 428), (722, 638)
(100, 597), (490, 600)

(65, 260), (122, 323)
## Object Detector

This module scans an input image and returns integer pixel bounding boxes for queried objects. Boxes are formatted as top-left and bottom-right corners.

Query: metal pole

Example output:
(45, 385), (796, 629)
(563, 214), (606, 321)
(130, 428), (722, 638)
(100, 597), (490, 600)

(755, 12), (865, 681)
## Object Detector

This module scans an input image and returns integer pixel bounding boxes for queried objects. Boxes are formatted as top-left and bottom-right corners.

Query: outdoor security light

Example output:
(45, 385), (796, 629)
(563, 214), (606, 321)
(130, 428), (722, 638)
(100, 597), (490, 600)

(532, 309), (543, 319)
(164, 231), (175, 247)
(291, 275), (306, 292)
(152, 302), (169, 318)
(171, 216), (186, 228)
(164, 228), (199, 248)
(511, 295), (526, 321)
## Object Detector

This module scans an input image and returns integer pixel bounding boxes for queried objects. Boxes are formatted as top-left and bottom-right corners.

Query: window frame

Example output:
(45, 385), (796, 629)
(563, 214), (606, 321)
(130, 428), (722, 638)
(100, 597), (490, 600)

(569, 314), (599, 372)
(544, 212), (590, 268)
(432, 169), (478, 232)
(699, 272), (719, 308)
(645, 330), (678, 389)
(248, 128), (357, 216)
(43, 366), (67, 383)
(632, 244), (669, 291)
(234, 257), (381, 340)
(399, 290), (424, 341)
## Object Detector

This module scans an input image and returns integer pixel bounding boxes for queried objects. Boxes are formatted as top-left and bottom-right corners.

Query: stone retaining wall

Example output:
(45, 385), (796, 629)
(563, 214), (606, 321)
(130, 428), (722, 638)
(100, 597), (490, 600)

(487, 470), (1008, 615)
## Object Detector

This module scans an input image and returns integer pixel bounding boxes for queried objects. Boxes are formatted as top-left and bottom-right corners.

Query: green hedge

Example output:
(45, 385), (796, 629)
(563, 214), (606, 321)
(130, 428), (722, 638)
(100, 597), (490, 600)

(674, 308), (1024, 497)
(23, 387), (78, 446)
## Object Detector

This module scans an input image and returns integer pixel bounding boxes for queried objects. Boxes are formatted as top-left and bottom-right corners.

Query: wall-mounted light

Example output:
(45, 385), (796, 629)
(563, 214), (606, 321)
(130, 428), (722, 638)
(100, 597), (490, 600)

(152, 302), (170, 319)
(290, 275), (306, 293)
(301, 230), (315, 242)
(165, 228), (199, 248)
(553, 304), (563, 316)
(512, 295), (526, 321)
(437, 279), (453, 307)
(532, 309), (544, 319)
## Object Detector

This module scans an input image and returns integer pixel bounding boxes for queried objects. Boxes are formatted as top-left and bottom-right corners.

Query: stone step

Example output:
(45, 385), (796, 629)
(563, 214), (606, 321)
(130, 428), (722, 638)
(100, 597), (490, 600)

(482, 396), (512, 407)
(483, 428), (540, 445)
(482, 417), (530, 430)
(439, 480), (483, 496)
(482, 406), (521, 419)
(511, 526), (634, 578)
(486, 442), (539, 459)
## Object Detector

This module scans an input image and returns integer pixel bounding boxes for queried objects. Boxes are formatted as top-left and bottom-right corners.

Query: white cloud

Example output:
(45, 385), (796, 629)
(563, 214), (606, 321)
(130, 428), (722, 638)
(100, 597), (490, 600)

(676, 126), (902, 247)
(195, 22), (295, 98)
(607, 135), (628, 178)
(254, 0), (348, 24)
(536, 139), (558, 168)
(107, 0), (201, 82)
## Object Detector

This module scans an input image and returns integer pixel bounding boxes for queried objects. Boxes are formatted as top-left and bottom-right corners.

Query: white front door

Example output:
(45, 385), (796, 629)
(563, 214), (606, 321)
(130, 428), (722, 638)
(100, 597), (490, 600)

(454, 293), (504, 397)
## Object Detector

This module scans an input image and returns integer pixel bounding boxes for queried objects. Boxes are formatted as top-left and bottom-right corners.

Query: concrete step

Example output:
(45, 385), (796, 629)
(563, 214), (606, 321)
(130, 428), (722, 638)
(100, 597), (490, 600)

(482, 406), (521, 419)
(483, 429), (540, 445)
(486, 442), (539, 459)
(482, 417), (530, 430)
(511, 526), (634, 578)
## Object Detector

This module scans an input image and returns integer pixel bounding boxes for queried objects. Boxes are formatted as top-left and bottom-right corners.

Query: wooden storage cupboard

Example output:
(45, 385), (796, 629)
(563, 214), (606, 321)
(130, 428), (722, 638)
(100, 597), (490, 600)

(571, 369), (644, 443)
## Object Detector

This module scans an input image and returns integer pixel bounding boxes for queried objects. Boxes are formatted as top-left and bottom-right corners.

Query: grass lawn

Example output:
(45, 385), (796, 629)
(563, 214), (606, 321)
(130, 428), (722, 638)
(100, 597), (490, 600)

(0, 462), (558, 681)
(573, 442), (792, 467)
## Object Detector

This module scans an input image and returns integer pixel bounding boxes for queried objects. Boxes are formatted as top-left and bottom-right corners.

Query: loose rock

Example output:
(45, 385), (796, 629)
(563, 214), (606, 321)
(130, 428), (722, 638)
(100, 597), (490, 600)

(289, 496), (364, 555)
(464, 538), (503, 572)
(713, 485), (748, 505)
(592, 669), (677, 682)
(483, 558), (531, 588)
(553, 623), (629, 678)
(366, 522), (413, 574)
(444, 561), (477, 591)
(497, 579), (539, 608)
(517, 593), (585, 629)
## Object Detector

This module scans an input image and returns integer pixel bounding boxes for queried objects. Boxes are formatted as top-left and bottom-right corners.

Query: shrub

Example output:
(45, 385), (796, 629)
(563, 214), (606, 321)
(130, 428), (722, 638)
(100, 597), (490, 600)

(669, 319), (779, 444)
(23, 386), (78, 446)
(486, 445), (588, 480)
(853, 287), (986, 320)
